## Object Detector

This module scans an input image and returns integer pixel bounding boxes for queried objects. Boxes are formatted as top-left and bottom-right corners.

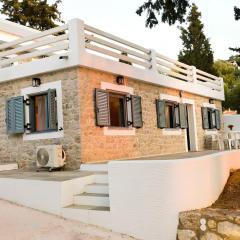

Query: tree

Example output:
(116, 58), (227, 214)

(229, 55), (240, 67)
(178, 4), (215, 74)
(234, 6), (240, 20)
(230, 7), (240, 54)
(136, 0), (190, 28)
(214, 60), (240, 112)
(0, 0), (64, 31)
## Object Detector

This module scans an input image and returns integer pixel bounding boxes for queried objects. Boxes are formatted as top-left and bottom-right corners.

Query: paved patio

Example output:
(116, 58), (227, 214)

(0, 200), (135, 240)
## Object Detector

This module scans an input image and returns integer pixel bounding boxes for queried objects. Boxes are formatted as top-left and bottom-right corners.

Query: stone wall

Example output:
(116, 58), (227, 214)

(0, 66), (223, 168)
(0, 68), (81, 169)
(178, 208), (240, 240)
(78, 67), (222, 163)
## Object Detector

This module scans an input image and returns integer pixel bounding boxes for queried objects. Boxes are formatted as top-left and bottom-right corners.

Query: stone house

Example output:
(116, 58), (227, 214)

(0, 19), (224, 169)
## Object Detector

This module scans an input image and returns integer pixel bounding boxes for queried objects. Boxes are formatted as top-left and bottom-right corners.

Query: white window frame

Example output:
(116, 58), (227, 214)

(101, 82), (135, 136)
(21, 80), (64, 141)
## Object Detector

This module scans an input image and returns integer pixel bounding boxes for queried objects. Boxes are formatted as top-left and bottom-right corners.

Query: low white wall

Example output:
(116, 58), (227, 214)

(108, 150), (240, 240)
(0, 175), (94, 215)
(224, 114), (240, 132)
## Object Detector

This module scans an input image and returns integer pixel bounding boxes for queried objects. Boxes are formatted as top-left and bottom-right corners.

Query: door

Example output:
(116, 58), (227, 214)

(185, 104), (198, 152)
(186, 107), (191, 151)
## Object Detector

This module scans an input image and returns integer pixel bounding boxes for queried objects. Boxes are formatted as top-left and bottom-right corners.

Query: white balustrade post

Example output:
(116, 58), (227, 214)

(149, 49), (157, 72)
(219, 77), (225, 98)
(68, 18), (85, 65)
(190, 66), (197, 83)
(219, 77), (224, 89)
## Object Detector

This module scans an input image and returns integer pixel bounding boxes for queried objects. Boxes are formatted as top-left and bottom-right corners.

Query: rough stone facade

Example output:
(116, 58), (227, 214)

(178, 208), (240, 240)
(0, 66), (223, 168)
(0, 68), (81, 169)
(78, 67), (222, 163)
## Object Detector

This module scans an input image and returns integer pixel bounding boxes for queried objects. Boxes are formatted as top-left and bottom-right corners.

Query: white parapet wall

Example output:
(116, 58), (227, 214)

(108, 150), (240, 240)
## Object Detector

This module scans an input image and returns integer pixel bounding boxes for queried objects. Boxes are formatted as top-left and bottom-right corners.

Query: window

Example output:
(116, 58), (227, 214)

(202, 107), (221, 130)
(29, 90), (57, 132)
(156, 100), (187, 129)
(109, 93), (127, 127)
(95, 88), (142, 128)
(6, 88), (58, 135)
(165, 102), (179, 128)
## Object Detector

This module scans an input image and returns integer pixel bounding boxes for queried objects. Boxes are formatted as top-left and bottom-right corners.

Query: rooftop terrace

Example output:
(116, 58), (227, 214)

(0, 18), (224, 100)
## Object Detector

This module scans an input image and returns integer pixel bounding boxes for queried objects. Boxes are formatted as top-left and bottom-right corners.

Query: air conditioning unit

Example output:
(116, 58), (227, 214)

(36, 145), (66, 171)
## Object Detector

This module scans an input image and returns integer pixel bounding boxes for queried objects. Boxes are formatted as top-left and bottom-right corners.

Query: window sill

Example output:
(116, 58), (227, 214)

(23, 130), (64, 141)
(103, 127), (135, 136)
(162, 128), (183, 136)
(204, 129), (218, 135)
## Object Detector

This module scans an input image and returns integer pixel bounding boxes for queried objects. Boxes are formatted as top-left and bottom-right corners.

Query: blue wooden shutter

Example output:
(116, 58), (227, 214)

(131, 95), (143, 128)
(156, 100), (166, 128)
(47, 89), (58, 130)
(215, 109), (221, 130)
(95, 89), (110, 127)
(6, 96), (25, 134)
(201, 107), (209, 129)
(179, 103), (187, 129)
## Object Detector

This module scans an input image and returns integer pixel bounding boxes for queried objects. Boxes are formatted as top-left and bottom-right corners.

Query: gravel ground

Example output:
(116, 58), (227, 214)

(0, 200), (136, 240)
(212, 169), (240, 209)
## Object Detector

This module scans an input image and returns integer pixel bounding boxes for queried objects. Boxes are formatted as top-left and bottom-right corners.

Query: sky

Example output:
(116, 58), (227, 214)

(42, 1), (239, 60)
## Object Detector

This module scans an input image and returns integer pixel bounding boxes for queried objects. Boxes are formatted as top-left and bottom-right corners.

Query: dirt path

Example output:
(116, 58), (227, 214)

(212, 169), (240, 209)
(0, 200), (135, 240)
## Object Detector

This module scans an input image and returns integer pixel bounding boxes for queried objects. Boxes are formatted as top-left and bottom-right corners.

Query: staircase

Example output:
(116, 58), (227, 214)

(62, 163), (111, 228)
(72, 164), (110, 211)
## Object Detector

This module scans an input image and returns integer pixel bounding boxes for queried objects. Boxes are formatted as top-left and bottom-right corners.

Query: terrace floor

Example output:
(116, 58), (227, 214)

(131, 150), (221, 160)
(0, 150), (223, 181)
(0, 170), (93, 181)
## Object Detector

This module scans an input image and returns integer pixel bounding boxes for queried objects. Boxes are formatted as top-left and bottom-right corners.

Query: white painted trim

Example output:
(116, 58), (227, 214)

(162, 129), (182, 136)
(0, 163), (18, 171)
(159, 94), (198, 150)
(103, 127), (135, 136)
(101, 82), (135, 136)
(0, 19), (38, 37)
(183, 98), (198, 151)
(101, 82), (134, 94)
(160, 93), (180, 102)
(203, 103), (216, 109)
(21, 80), (64, 141)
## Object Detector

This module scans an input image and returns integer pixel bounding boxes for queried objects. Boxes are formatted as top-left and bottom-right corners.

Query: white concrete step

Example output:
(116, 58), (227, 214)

(85, 183), (109, 194)
(95, 173), (108, 184)
(0, 163), (18, 172)
(61, 204), (111, 229)
(80, 163), (108, 172)
(74, 193), (110, 207)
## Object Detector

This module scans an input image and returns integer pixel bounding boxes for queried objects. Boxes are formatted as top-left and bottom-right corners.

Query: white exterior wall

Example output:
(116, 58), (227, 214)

(223, 114), (240, 132)
(108, 150), (240, 240)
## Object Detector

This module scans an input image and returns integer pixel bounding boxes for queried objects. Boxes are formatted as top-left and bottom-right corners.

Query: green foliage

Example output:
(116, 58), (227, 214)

(230, 7), (240, 54)
(214, 60), (240, 112)
(136, 0), (190, 28)
(214, 60), (240, 88)
(234, 6), (240, 20)
(0, 0), (64, 31)
(178, 4), (215, 75)
(229, 55), (240, 66)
